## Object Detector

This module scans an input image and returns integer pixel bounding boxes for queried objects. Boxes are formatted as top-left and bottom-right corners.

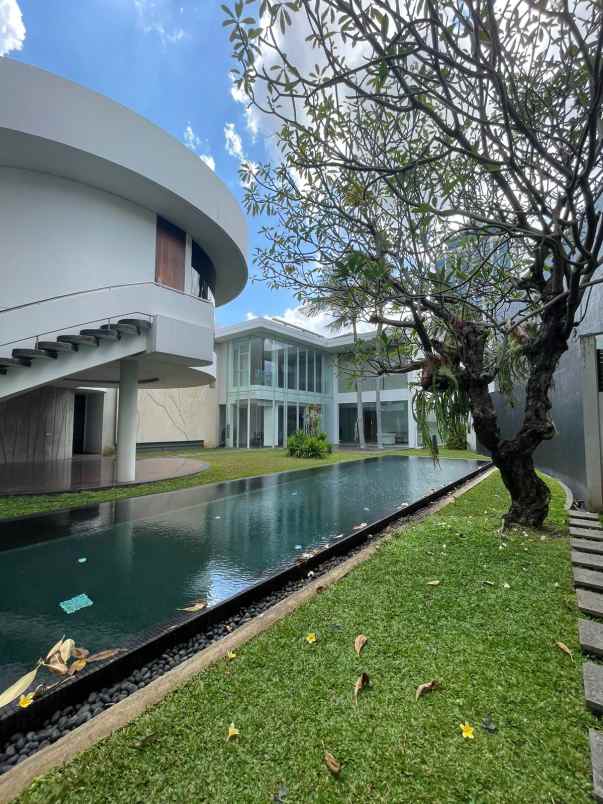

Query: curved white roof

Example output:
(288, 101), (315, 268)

(0, 59), (248, 306)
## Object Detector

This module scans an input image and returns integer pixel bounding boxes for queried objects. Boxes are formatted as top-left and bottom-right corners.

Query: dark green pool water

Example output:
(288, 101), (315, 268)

(0, 456), (484, 689)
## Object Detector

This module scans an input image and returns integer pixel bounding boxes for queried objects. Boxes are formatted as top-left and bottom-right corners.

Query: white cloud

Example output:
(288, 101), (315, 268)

(230, 76), (260, 141)
(245, 311), (258, 321)
(224, 121), (245, 160)
(133, 0), (185, 46)
(0, 0), (25, 57)
(199, 153), (216, 171)
(183, 123), (215, 172)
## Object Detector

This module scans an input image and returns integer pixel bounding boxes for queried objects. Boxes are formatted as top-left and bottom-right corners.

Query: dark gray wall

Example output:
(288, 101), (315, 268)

(482, 280), (603, 501)
(0, 386), (75, 464)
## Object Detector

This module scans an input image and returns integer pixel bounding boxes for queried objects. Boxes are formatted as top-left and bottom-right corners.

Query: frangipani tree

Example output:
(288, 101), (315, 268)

(225, 0), (603, 527)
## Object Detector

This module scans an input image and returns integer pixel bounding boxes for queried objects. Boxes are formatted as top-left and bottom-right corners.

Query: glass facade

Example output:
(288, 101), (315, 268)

(224, 334), (412, 449)
(226, 336), (330, 448)
(339, 401), (409, 445)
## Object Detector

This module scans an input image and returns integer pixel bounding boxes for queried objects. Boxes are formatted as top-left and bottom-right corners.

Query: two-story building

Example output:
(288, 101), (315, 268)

(214, 318), (420, 449)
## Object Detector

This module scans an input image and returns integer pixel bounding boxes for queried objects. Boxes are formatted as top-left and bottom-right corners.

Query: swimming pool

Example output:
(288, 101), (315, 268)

(0, 456), (486, 690)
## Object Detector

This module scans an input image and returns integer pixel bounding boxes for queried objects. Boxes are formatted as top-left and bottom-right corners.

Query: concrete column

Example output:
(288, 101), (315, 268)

(116, 358), (138, 483)
(582, 336), (603, 511)
(330, 356), (339, 444)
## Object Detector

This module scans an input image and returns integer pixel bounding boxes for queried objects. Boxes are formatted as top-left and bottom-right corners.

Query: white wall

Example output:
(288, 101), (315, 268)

(0, 168), (156, 312)
(136, 387), (218, 447)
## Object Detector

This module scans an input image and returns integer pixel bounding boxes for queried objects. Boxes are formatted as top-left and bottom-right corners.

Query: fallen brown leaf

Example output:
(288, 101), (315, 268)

(87, 648), (126, 663)
(427, 580), (441, 586)
(555, 641), (574, 661)
(353, 672), (370, 704)
(45, 659), (69, 676)
(59, 638), (75, 664)
(324, 751), (342, 776)
(354, 634), (368, 656)
(45, 637), (66, 662)
(415, 679), (440, 701)
(68, 658), (87, 676)
(178, 599), (207, 613)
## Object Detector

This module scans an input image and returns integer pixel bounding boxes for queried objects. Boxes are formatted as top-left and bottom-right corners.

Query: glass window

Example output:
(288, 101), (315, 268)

(250, 400), (272, 448)
(250, 337), (263, 385)
(307, 351), (315, 392)
(361, 375), (376, 393)
(237, 399), (248, 448)
(232, 341), (249, 387)
(287, 344), (297, 390)
(263, 338), (273, 386)
(383, 373), (408, 390)
(299, 350), (307, 391)
(277, 343), (285, 388)
(337, 359), (357, 393)
(381, 401), (409, 444)
(298, 404), (306, 432)
(287, 404), (297, 436)
(315, 353), (322, 393)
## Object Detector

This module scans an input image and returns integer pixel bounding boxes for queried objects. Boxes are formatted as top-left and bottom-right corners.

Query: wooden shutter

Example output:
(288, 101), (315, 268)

(155, 217), (186, 291)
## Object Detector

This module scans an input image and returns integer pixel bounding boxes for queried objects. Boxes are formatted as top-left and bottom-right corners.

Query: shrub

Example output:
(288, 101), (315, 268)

(287, 430), (332, 458)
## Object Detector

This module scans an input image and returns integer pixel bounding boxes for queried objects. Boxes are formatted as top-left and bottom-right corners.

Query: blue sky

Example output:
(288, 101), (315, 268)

(1, 0), (314, 329)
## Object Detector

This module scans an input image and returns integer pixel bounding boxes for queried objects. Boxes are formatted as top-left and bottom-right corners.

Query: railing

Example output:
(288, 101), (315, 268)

(0, 311), (154, 350)
(0, 281), (213, 318)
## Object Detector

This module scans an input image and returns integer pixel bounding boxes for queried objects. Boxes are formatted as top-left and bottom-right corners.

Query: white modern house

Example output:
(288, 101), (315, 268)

(0, 60), (247, 483)
(214, 317), (423, 449)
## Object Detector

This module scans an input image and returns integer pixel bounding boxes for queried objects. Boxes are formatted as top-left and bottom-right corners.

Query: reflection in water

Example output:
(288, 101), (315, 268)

(0, 457), (483, 688)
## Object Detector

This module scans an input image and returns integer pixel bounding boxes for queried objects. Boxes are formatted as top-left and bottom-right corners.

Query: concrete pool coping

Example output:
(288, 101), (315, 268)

(0, 466), (495, 803)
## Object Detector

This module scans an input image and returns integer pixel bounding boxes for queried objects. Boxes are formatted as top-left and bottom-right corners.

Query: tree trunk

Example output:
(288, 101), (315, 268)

(495, 450), (551, 528)
(457, 318), (566, 529)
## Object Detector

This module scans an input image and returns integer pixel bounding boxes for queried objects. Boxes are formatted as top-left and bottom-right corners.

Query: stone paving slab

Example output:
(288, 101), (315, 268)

(570, 527), (603, 540)
(590, 730), (603, 803)
(577, 589), (603, 618)
(572, 551), (603, 571)
(572, 511), (601, 521)
(574, 568), (603, 593)
(572, 539), (603, 555)
(580, 620), (603, 656)
(584, 662), (603, 714)
(569, 518), (603, 531)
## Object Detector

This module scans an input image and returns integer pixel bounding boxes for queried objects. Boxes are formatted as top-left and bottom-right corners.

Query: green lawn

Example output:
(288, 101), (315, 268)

(19, 472), (594, 803)
(0, 446), (482, 520)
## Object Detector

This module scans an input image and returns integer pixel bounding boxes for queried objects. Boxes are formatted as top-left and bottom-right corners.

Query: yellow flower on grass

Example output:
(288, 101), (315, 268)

(305, 632), (317, 644)
(18, 692), (35, 709)
(227, 722), (240, 741)
(460, 722), (475, 739)
(227, 651), (237, 661)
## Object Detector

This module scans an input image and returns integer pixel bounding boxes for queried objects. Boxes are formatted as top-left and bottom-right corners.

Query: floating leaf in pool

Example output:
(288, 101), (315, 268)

(178, 598), (208, 613)
(353, 523), (368, 530)
(294, 545), (302, 550)
(78, 557), (87, 564)
(363, 507), (370, 511)
(215, 516), (221, 520)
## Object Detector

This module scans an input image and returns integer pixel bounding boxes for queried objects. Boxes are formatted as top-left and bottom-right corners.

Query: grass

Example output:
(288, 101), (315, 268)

(0, 446), (482, 520)
(19, 471), (594, 803)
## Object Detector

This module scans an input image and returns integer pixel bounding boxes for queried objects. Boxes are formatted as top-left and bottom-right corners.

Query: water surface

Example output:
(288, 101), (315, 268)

(0, 456), (484, 689)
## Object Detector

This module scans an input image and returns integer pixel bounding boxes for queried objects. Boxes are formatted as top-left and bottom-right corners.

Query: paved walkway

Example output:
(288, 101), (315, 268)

(0, 454), (208, 496)
(570, 509), (603, 801)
